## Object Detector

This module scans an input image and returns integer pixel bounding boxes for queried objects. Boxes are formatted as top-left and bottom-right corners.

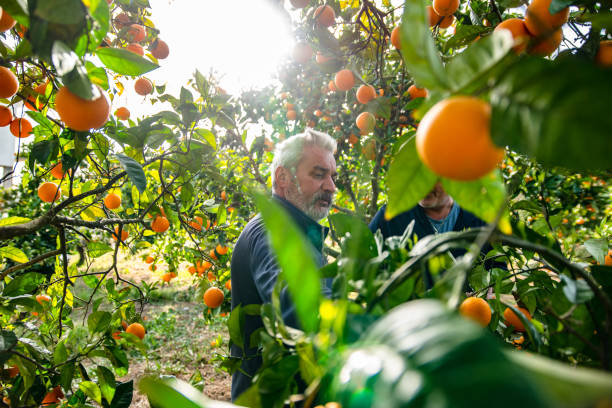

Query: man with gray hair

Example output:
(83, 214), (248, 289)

(230, 128), (337, 401)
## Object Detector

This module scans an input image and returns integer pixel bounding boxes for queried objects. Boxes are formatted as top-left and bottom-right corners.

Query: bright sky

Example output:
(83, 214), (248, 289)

(119, 0), (294, 109)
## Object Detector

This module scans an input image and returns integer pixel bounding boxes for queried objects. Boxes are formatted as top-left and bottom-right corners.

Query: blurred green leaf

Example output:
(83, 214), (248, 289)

(87, 311), (112, 334)
(584, 238), (607, 265)
(0, 330), (17, 365)
(0, 245), (29, 263)
(2, 273), (45, 297)
(0, 217), (31, 227)
(79, 381), (102, 405)
(559, 275), (594, 304)
(443, 24), (490, 53)
(96, 47), (159, 76)
(97, 366), (116, 404)
(33, 0), (85, 24)
(139, 376), (239, 408)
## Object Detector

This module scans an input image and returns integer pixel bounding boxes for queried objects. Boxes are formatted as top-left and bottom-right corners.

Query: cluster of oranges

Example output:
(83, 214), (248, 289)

(459, 296), (533, 333)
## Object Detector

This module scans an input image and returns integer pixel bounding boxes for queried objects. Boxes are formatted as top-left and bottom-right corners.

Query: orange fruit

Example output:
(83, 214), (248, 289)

(115, 106), (130, 120)
(104, 193), (121, 209)
(328, 80), (337, 92)
(494, 18), (530, 53)
(112, 331), (122, 340)
(0, 105), (12, 126)
(114, 12), (130, 29)
(151, 39), (169, 59)
(604, 250), (612, 266)
(438, 14), (455, 28)
(145, 255), (154, 264)
(55, 86), (110, 131)
(188, 265), (196, 275)
(208, 249), (217, 261)
(134, 77), (153, 96)
(207, 271), (216, 281)
(36, 294), (51, 305)
(286, 110), (297, 120)
(427, 6), (453, 27)
(316, 52), (332, 64)
(7, 365), (19, 378)
(25, 82), (49, 111)
(433, 0), (459, 16)
(126, 43), (144, 56)
(125, 322), (146, 339)
(408, 84), (428, 99)
(348, 133), (359, 145)
(203, 287), (224, 308)
(10, 118), (33, 138)
(334, 69), (355, 91)
(290, 0), (309, 7)
(50, 163), (65, 179)
(356, 112), (375, 133)
(529, 28), (562, 56)
(189, 220), (202, 231)
(225, 280), (232, 290)
(391, 26), (401, 49)
(149, 264), (157, 271)
(194, 215), (203, 226)
(161, 273), (173, 283)
(0, 11), (16, 32)
(41, 386), (64, 406)
(38, 182), (61, 202)
(112, 226), (128, 242)
(503, 307), (532, 332)
(415, 96), (504, 181)
(216, 244), (228, 255)
(356, 85), (376, 104)
(459, 297), (491, 327)
(595, 40), (612, 67)
(121, 320), (128, 330)
(292, 42), (313, 64)
(127, 24), (146, 42)
(314, 109), (323, 117)
(221, 191), (227, 201)
(0, 66), (18, 99)
(151, 215), (169, 233)
(285, 102), (295, 110)
(314, 5), (335, 27)
(524, 0), (569, 36)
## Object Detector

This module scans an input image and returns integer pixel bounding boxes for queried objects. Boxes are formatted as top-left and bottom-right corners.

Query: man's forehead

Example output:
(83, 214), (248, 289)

(299, 146), (336, 169)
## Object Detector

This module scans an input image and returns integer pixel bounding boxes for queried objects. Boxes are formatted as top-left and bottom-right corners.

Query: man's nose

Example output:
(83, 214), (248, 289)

(323, 175), (336, 193)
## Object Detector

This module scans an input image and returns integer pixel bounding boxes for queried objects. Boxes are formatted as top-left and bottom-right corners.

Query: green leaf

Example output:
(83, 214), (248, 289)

(446, 30), (514, 94)
(79, 381), (102, 405)
(490, 57), (612, 171)
(116, 154), (147, 193)
(584, 238), (607, 265)
(30, 139), (60, 166)
(33, 0), (85, 24)
(139, 376), (237, 408)
(87, 241), (113, 258)
(441, 170), (507, 224)
(227, 304), (243, 350)
(329, 213), (377, 260)
(0, 216), (31, 227)
(60, 362), (75, 391)
(386, 138), (437, 219)
(549, 0), (573, 13)
(110, 380), (133, 408)
(443, 25), (490, 53)
(560, 275), (594, 304)
(254, 192), (321, 333)
(399, 0), (450, 90)
(194, 129), (217, 149)
(87, 311), (112, 334)
(2, 273), (45, 297)
(96, 48), (159, 76)
(53, 340), (68, 365)
(0, 245), (29, 263)
(0, 330), (17, 365)
(96, 366), (116, 404)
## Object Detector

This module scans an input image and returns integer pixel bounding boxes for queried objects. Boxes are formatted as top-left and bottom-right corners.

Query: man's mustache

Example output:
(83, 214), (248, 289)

(312, 191), (334, 205)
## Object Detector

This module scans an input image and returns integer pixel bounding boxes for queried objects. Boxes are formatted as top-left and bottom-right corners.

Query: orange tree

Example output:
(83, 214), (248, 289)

(0, 0), (266, 406)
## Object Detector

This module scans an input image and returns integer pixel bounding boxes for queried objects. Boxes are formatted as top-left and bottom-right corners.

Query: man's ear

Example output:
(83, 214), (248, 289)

(275, 166), (290, 189)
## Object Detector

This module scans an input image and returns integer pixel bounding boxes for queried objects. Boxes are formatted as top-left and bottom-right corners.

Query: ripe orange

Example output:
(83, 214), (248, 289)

(121, 320), (128, 330)
(50, 163), (66, 179)
(41, 386), (64, 406)
(290, 0), (309, 7)
(38, 182), (61, 202)
(438, 14), (455, 28)
(415, 96), (504, 181)
(433, 0), (459, 16)
(189, 220), (202, 231)
(151, 39), (169, 59)
(391, 26), (401, 49)
(314, 5), (335, 27)
(0, 66), (19, 98)
(104, 193), (121, 209)
(604, 250), (612, 266)
(207, 271), (216, 281)
(285, 102), (295, 110)
(334, 69), (355, 91)
(494, 18), (530, 53)
(114, 12), (130, 29)
(362, 139), (376, 161)
(286, 110), (297, 120)
(524, 0), (569, 36)
(10, 118), (33, 138)
(161, 273), (173, 283)
(356, 85), (376, 104)
(292, 42), (313, 64)
(112, 226), (129, 242)
(55, 86), (110, 131)
(149, 264), (157, 271)
(127, 24), (146, 42)
(427, 6), (453, 27)
(356, 112), (375, 133)
(134, 77), (153, 96)
(216, 244), (228, 255)
(115, 106), (130, 120)
(145, 255), (154, 264)
(408, 84), (428, 99)
(348, 133), (359, 145)
(126, 43), (144, 56)
(595, 40), (612, 67)
(188, 265), (196, 275)
(112, 331), (122, 340)
(36, 294), (51, 305)
(151, 215), (169, 233)
(25, 82), (49, 110)
(126, 322), (146, 339)
(7, 365), (19, 378)
(0, 11), (16, 32)
(528, 28), (562, 56)
(0, 105), (12, 126)
(203, 287), (224, 308)
(316, 52), (332, 64)
(503, 307), (532, 332)
(225, 280), (232, 290)
(459, 297), (491, 327)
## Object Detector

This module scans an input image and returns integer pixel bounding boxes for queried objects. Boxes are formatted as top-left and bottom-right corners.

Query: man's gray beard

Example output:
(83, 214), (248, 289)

(286, 188), (332, 221)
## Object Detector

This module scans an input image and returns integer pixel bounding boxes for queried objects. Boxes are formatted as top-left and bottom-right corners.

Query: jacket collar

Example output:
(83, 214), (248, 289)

(272, 194), (329, 250)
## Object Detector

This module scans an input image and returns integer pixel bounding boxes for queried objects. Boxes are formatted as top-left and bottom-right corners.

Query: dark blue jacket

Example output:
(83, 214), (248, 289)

(369, 204), (501, 287)
(230, 195), (330, 401)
